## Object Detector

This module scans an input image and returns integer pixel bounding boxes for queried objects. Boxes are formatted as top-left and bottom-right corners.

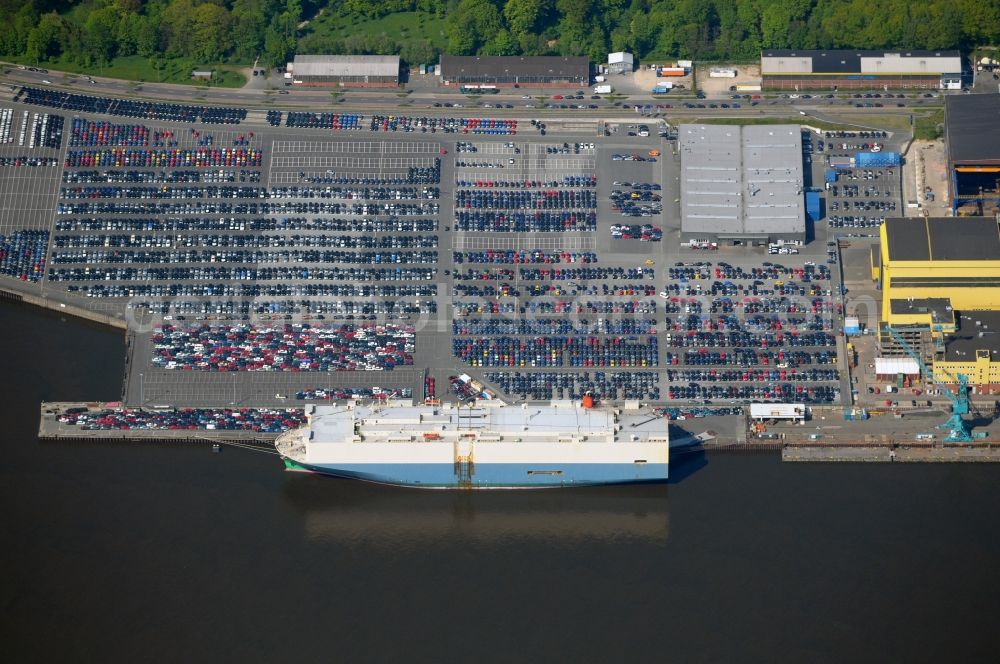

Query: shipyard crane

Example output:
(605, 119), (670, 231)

(883, 326), (984, 442)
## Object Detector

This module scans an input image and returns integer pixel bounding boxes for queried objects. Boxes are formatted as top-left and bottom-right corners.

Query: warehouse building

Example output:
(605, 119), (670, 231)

(946, 95), (1000, 215)
(439, 56), (589, 87)
(874, 216), (1000, 329)
(607, 52), (634, 75)
(286, 55), (400, 87)
(679, 124), (805, 246)
(761, 49), (962, 90)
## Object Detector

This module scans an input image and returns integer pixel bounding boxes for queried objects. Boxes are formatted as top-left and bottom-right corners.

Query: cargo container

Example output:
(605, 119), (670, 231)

(806, 191), (821, 221)
(652, 83), (673, 93)
(829, 156), (854, 169)
(657, 67), (686, 77)
(735, 83), (762, 92)
(710, 68), (737, 78)
(824, 169), (838, 184)
(854, 151), (901, 168)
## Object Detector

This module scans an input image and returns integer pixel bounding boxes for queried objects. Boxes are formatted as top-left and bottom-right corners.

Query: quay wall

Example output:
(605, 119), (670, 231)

(0, 287), (126, 330)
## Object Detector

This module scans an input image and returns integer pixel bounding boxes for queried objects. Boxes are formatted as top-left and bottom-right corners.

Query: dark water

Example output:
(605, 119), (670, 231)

(2, 301), (1000, 663)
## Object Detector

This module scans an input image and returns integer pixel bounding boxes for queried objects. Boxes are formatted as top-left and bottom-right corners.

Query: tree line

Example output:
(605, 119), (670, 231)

(1, 0), (998, 69)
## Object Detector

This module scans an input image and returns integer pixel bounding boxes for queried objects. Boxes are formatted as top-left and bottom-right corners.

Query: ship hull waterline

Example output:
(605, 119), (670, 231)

(282, 457), (669, 490)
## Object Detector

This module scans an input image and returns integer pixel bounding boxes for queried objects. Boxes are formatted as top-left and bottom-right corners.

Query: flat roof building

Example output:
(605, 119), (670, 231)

(761, 49), (962, 90)
(946, 95), (1000, 215)
(679, 124), (805, 245)
(287, 55), (400, 87)
(607, 52), (634, 74)
(876, 216), (1000, 331)
(440, 56), (589, 87)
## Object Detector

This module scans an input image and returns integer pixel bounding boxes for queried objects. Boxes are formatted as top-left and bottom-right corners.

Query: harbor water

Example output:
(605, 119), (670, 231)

(2, 300), (1000, 663)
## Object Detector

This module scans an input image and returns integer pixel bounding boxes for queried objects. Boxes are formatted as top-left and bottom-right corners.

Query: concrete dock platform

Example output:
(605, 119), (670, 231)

(783, 444), (1000, 463)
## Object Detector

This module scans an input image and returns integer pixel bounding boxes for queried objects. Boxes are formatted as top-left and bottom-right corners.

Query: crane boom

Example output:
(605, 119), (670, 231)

(883, 325), (976, 442)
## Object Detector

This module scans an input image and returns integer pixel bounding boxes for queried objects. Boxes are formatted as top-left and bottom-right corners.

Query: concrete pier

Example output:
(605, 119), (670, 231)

(39, 402), (283, 446)
(783, 444), (1000, 463)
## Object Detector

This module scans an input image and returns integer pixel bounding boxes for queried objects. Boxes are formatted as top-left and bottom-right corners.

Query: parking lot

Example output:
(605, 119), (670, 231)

(805, 130), (904, 236)
(0, 89), (852, 409)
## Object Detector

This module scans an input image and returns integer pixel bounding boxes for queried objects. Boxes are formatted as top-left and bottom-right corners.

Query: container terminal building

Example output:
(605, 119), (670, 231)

(946, 95), (1000, 216)
(872, 215), (1000, 391)
(286, 55), (400, 87)
(439, 56), (589, 87)
(761, 49), (962, 90)
(678, 124), (806, 246)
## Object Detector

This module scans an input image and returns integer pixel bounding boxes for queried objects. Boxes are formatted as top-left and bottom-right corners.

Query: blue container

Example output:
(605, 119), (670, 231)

(805, 191), (822, 221)
(854, 151), (901, 168)
(824, 169), (838, 184)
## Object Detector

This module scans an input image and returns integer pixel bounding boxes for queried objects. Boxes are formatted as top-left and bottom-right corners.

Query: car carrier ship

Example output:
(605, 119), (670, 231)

(275, 399), (669, 489)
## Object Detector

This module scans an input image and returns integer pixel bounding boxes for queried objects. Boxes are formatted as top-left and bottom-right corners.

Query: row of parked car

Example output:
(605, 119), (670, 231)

(0, 230), (48, 282)
(151, 323), (415, 372)
(64, 147), (263, 169)
(57, 407), (306, 432)
(453, 298), (656, 316)
(68, 282), (438, 298)
(54, 233), (437, 249)
(455, 211), (596, 232)
(455, 189), (597, 210)
(18, 88), (247, 124)
(132, 297), (435, 319)
(54, 217), (438, 233)
(453, 318), (657, 336)
(457, 176), (596, 189)
(453, 336), (658, 368)
(667, 368), (838, 383)
(667, 349), (837, 367)
(664, 330), (837, 349)
(64, 169), (261, 184)
(51, 249), (438, 265)
(56, 200), (439, 216)
(0, 156), (58, 167)
(371, 116), (517, 135)
(454, 250), (597, 265)
(295, 388), (413, 401)
(484, 371), (660, 401)
(668, 383), (838, 404)
(285, 112), (363, 130)
(610, 223), (663, 240)
(49, 265), (437, 282)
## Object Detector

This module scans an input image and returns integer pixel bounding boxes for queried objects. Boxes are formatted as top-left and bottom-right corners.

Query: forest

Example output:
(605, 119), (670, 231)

(1, 0), (998, 73)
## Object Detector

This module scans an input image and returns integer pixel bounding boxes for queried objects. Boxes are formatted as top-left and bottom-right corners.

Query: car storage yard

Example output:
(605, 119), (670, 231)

(0, 95), (847, 409)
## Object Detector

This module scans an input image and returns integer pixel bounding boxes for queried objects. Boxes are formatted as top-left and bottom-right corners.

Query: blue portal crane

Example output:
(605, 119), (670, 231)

(883, 326), (983, 443)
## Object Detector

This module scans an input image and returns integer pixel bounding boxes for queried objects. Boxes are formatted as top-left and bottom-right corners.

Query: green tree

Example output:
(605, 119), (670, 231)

(504, 0), (551, 37)
(446, 0), (503, 55)
(191, 3), (233, 62)
(25, 11), (66, 62)
(483, 28), (519, 55)
(83, 6), (119, 65)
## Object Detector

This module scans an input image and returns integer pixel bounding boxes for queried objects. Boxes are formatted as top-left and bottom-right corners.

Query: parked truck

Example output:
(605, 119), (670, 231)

(594, 84), (612, 94)
(652, 83), (673, 93)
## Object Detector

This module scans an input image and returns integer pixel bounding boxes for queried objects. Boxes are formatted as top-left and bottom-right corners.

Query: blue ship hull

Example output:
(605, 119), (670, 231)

(283, 458), (669, 489)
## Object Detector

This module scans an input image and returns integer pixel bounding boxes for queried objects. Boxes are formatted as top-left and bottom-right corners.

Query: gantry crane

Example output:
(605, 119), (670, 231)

(883, 325), (985, 442)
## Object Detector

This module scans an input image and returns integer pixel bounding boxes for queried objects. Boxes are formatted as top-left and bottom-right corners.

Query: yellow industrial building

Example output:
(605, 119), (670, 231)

(874, 216), (1000, 391)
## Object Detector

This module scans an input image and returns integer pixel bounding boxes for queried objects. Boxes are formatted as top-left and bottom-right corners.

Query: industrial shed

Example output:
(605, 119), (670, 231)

(946, 95), (1000, 215)
(679, 124), (806, 246)
(761, 49), (962, 90)
(749, 403), (806, 422)
(439, 56), (590, 87)
(287, 55), (400, 87)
